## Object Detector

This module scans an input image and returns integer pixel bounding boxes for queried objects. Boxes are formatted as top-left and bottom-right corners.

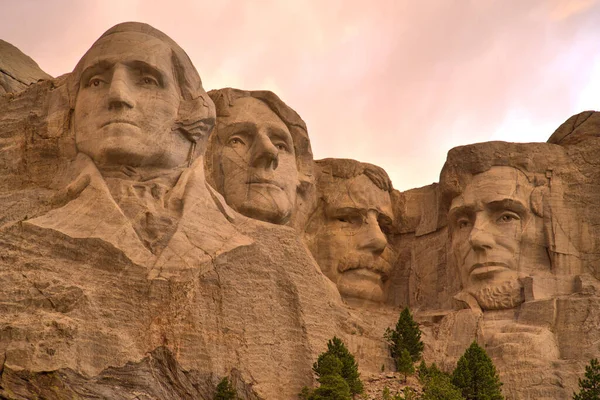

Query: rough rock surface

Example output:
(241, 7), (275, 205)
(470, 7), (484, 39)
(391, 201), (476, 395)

(0, 40), (52, 94)
(2, 24), (600, 400)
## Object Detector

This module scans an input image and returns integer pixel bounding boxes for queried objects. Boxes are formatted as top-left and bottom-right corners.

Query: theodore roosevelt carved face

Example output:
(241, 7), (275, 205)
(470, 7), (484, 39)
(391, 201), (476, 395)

(305, 159), (395, 302)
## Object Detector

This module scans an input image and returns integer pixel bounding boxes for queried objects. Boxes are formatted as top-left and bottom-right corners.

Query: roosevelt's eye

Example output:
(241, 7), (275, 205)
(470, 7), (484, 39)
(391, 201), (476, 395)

(336, 214), (363, 225)
(497, 212), (520, 224)
(457, 218), (471, 230)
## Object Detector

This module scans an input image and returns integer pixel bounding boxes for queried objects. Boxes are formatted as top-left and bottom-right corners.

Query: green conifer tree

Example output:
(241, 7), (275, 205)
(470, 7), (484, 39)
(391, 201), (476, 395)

(214, 377), (238, 400)
(396, 348), (415, 383)
(574, 358), (600, 400)
(308, 354), (352, 400)
(313, 336), (364, 396)
(451, 341), (503, 400)
(384, 307), (424, 365)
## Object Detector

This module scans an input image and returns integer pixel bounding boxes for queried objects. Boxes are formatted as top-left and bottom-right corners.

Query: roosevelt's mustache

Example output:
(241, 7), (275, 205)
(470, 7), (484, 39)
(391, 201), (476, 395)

(337, 253), (393, 279)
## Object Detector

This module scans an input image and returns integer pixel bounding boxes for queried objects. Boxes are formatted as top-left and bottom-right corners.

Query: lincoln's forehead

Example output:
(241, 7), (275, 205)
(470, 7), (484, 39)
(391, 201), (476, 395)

(450, 166), (533, 210)
(323, 174), (393, 218)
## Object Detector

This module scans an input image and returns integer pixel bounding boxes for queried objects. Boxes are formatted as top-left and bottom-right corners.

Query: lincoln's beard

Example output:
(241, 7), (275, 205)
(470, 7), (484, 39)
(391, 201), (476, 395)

(468, 279), (524, 311)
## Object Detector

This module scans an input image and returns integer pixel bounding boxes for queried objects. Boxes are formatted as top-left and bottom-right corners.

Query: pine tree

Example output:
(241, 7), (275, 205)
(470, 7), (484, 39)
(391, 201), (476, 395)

(396, 348), (415, 383)
(384, 307), (424, 366)
(451, 341), (503, 400)
(309, 354), (352, 400)
(574, 358), (600, 400)
(422, 373), (465, 400)
(313, 336), (364, 396)
(214, 377), (238, 400)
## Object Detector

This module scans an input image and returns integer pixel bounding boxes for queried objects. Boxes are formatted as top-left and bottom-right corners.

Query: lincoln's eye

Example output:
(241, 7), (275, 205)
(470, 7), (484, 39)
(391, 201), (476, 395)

(498, 213), (519, 223)
(457, 218), (471, 230)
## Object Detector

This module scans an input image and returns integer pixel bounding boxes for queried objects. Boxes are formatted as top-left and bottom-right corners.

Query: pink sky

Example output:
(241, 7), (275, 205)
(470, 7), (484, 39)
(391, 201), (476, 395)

(2, 0), (599, 190)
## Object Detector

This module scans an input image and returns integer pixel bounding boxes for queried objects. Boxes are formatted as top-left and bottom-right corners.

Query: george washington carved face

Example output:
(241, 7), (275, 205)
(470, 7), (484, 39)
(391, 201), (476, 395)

(73, 31), (190, 169)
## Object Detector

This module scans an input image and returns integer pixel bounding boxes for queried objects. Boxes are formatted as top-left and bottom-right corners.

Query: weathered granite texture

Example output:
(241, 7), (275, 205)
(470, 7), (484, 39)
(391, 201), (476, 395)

(2, 22), (600, 400)
(0, 39), (52, 94)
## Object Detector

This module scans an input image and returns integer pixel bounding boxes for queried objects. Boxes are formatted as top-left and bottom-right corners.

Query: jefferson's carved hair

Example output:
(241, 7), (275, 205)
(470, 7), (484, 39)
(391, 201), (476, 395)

(205, 87), (314, 196)
(68, 22), (215, 153)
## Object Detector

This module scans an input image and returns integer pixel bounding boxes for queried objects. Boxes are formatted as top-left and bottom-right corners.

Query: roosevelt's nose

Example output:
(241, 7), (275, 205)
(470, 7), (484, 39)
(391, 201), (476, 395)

(357, 213), (388, 256)
(107, 65), (134, 110)
(468, 216), (495, 250)
(250, 131), (278, 170)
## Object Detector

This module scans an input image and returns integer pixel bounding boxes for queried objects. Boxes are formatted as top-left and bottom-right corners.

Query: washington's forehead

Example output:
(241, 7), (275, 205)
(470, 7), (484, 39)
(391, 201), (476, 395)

(325, 175), (392, 216)
(79, 32), (173, 71)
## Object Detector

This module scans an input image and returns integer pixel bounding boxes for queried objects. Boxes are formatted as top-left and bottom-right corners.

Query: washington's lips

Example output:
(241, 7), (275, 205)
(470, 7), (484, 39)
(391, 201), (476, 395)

(469, 261), (511, 277)
(101, 119), (138, 128)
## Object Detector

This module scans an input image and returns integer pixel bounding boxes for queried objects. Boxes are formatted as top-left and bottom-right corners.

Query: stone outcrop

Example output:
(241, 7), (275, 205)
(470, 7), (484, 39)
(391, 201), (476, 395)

(0, 39), (52, 94)
(2, 22), (600, 400)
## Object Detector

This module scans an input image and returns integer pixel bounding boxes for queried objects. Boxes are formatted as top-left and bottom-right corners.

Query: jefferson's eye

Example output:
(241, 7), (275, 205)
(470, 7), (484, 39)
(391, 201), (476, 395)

(497, 213), (520, 223)
(275, 143), (288, 151)
(228, 137), (245, 146)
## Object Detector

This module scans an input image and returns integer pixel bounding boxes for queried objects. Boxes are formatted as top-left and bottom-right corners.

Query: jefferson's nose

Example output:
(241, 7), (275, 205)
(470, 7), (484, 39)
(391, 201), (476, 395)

(357, 213), (388, 255)
(468, 216), (495, 250)
(107, 66), (134, 110)
(250, 132), (278, 170)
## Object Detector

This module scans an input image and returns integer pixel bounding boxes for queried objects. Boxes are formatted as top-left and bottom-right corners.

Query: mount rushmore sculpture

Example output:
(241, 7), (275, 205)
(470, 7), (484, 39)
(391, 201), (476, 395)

(1, 22), (599, 399)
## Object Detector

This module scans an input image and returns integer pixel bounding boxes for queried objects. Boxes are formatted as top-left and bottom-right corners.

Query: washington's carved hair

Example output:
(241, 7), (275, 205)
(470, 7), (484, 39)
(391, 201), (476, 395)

(68, 22), (215, 152)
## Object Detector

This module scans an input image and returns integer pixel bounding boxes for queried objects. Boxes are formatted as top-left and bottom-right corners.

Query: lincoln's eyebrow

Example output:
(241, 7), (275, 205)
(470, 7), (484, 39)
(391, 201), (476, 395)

(486, 198), (528, 215)
(448, 205), (476, 220)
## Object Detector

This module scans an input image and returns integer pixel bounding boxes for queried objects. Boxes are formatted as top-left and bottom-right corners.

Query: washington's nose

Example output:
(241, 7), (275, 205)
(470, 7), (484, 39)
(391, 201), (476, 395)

(468, 218), (495, 250)
(107, 66), (134, 110)
(358, 214), (388, 255)
(250, 132), (279, 170)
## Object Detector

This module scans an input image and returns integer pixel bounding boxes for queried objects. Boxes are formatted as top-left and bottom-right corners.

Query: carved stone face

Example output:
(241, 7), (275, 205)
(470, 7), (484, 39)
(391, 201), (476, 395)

(74, 31), (190, 169)
(216, 97), (299, 224)
(307, 175), (394, 302)
(449, 166), (549, 310)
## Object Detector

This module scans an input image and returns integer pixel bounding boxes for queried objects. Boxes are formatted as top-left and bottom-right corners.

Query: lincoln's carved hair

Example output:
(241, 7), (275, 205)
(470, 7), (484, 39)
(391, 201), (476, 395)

(206, 87), (314, 195)
(68, 22), (215, 153)
(315, 158), (393, 193)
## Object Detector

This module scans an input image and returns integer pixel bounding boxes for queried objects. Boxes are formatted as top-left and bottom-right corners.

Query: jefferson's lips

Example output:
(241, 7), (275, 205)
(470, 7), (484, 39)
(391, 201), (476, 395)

(101, 119), (138, 128)
(247, 177), (283, 189)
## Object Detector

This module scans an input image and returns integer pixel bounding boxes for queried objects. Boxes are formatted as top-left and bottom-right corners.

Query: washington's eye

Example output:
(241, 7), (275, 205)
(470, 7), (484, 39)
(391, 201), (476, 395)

(275, 143), (288, 151)
(141, 76), (159, 86)
(88, 78), (103, 87)
(497, 212), (520, 224)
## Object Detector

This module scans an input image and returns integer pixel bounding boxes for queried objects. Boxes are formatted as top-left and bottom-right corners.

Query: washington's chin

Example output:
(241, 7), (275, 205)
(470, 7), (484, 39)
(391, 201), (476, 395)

(336, 269), (386, 302)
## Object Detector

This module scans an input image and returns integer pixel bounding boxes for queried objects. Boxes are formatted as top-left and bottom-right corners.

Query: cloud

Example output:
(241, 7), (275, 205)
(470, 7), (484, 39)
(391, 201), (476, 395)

(1, 0), (599, 190)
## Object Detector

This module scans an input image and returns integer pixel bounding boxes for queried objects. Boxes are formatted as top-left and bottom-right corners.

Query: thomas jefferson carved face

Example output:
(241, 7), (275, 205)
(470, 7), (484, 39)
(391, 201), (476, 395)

(215, 97), (299, 224)
(449, 166), (549, 310)
(74, 31), (190, 169)
(306, 174), (394, 302)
